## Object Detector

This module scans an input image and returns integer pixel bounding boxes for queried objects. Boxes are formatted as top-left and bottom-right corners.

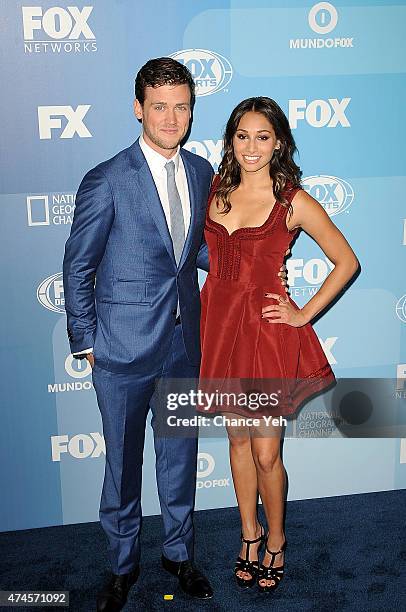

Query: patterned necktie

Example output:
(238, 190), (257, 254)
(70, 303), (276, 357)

(165, 160), (185, 266)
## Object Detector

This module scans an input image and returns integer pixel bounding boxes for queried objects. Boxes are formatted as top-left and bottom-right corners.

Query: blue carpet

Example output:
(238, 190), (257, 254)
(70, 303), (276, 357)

(0, 490), (405, 611)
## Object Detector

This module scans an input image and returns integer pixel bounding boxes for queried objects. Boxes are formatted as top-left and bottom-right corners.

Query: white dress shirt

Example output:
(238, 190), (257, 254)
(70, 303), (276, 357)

(139, 132), (191, 235)
(75, 133), (191, 356)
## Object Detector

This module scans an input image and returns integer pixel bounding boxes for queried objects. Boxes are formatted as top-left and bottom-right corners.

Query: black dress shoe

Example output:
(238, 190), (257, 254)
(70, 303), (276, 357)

(96, 567), (140, 612)
(161, 555), (213, 599)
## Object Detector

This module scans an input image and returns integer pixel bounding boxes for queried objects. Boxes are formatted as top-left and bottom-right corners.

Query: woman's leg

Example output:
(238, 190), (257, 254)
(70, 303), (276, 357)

(226, 418), (262, 581)
(251, 422), (286, 587)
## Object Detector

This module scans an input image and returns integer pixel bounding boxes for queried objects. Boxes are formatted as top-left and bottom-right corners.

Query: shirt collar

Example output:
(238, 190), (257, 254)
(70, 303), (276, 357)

(139, 133), (180, 173)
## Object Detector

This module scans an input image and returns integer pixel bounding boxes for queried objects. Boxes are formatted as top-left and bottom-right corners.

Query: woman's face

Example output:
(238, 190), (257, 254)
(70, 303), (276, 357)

(233, 111), (280, 174)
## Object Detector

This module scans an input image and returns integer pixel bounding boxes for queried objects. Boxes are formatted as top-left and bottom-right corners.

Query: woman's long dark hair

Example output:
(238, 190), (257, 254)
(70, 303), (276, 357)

(216, 97), (302, 214)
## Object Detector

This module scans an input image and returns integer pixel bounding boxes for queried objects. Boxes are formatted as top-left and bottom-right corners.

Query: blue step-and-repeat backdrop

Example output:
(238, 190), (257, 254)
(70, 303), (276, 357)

(0, 0), (405, 532)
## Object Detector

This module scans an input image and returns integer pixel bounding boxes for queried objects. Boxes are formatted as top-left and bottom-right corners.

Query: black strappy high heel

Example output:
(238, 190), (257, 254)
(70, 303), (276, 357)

(257, 537), (286, 593)
(234, 526), (265, 588)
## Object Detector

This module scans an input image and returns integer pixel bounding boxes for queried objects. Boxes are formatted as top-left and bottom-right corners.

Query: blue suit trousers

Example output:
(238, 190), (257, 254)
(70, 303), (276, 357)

(92, 325), (198, 574)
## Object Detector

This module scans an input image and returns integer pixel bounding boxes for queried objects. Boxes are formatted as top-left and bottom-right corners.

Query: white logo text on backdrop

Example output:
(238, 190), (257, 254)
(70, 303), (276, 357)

(290, 2), (354, 49)
(303, 176), (354, 216)
(22, 6), (97, 53)
(48, 354), (93, 394)
(51, 433), (105, 461)
(38, 106), (92, 139)
(287, 257), (335, 297)
(395, 295), (406, 324)
(289, 98), (351, 128)
(170, 49), (232, 97)
(37, 272), (64, 313)
(184, 139), (223, 168)
(196, 452), (230, 489)
(26, 194), (75, 227)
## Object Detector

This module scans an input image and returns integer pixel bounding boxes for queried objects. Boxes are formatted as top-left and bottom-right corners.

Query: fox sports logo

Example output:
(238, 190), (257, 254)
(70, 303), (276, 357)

(395, 295), (406, 324)
(37, 272), (65, 313)
(303, 175), (354, 216)
(169, 49), (233, 97)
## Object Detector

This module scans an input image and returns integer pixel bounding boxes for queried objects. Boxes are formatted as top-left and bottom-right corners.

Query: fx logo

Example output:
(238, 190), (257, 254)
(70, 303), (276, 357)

(38, 105), (92, 139)
(22, 6), (95, 40)
(289, 98), (351, 129)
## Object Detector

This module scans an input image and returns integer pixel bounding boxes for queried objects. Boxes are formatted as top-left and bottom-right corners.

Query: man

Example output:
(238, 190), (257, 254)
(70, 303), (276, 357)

(63, 58), (213, 611)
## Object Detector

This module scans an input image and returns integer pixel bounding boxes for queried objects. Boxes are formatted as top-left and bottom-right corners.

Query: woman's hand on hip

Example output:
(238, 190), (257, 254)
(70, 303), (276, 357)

(262, 293), (308, 327)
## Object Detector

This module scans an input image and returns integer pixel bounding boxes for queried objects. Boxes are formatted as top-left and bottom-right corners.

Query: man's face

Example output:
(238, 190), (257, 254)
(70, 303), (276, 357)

(134, 84), (192, 158)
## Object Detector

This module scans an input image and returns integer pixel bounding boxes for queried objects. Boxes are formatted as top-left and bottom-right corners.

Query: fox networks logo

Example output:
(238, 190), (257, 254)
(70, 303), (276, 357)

(290, 2), (354, 50)
(22, 6), (97, 53)
(303, 176), (354, 217)
(169, 49), (232, 97)
(287, 257), (334, 297)
(37, 272), (64, 313)
(48, 353), (93, 394)
(395, 295), (406, 324)
(196, 452), (230, 489)
(26, 193), (75, 227)
(184, 139), (223, 169)
(289, 98), (350, 128)
(51, 432), (105, 461)
(38, 105), (92, 139)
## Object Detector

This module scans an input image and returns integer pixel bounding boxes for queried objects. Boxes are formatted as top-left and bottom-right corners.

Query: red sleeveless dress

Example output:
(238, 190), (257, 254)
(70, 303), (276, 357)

(198, 178), (336, 417)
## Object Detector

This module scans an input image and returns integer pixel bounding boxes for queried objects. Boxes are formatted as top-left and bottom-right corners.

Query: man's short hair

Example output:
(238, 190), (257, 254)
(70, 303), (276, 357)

(135, 57), (195, 106)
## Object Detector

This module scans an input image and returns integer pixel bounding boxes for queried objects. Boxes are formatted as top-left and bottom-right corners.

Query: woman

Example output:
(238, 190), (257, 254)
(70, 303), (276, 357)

(198, 97), (358, 592)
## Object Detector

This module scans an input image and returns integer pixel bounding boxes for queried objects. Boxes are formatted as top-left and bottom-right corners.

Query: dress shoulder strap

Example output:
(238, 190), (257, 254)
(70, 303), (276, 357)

(282, 182), (302, 204)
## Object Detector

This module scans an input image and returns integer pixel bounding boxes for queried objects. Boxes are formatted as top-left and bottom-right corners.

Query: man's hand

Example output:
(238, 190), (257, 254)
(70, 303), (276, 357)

(86, 354), (95, 368)
(278, 248), (291, 292)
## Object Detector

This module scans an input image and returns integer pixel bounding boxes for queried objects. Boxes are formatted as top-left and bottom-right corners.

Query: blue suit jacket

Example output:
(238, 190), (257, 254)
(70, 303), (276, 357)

(63, 139), (213, 373)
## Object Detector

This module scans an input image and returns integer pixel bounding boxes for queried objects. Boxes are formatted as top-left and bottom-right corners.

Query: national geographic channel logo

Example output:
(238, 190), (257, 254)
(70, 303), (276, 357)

(26, 193), (75, 227)
(290, 2), (354, 50)
(22, 6), (97, 54)
(196, 452), (230, 489)
(169, 49), (232, 97)
(37, 272), (64, 313)
(302, 176), (354, 217)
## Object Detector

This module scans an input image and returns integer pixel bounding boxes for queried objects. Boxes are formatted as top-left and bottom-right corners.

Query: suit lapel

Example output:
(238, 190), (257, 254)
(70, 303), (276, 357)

(129, 140), (200, 270)
(131, 141), (176, 265)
